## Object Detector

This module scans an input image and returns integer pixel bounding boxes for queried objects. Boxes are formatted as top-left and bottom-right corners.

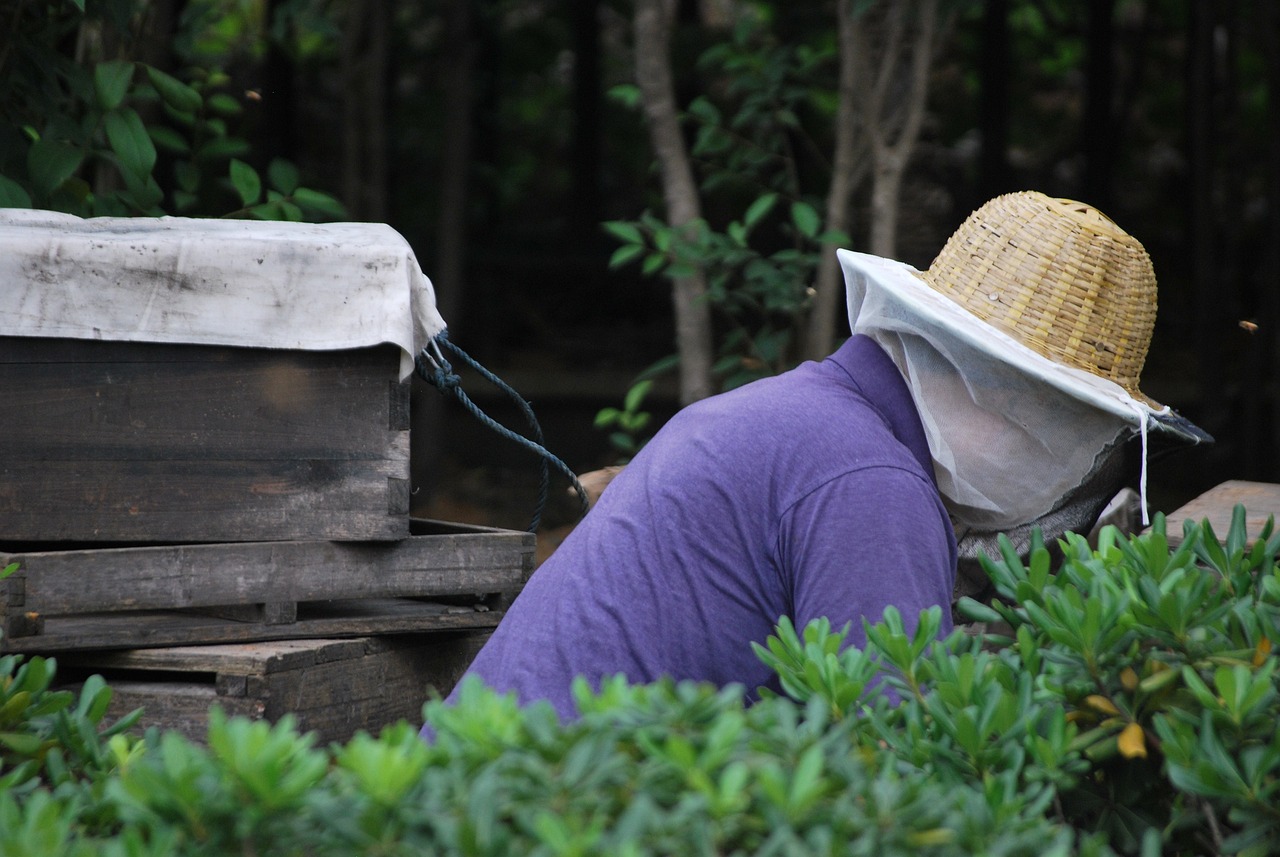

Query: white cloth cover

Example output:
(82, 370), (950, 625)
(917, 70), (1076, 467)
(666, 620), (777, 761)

(0, 209), (446, 380)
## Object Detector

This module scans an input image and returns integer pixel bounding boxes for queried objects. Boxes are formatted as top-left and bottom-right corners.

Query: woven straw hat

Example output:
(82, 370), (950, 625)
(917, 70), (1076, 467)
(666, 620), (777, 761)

(839, 190), (1210, 444)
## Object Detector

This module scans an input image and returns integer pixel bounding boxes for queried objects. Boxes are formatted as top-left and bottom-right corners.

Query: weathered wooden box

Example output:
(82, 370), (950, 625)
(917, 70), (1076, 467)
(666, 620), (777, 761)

(56, 632), (488, 745)
(0, 519), (533, 653)
(0, 337), (411, 543)
(0, 210), (446, 544)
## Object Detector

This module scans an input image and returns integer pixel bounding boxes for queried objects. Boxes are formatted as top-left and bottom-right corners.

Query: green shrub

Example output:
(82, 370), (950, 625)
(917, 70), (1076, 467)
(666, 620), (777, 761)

(0, 0), (343, 220)
(0, 507), (1276, 856)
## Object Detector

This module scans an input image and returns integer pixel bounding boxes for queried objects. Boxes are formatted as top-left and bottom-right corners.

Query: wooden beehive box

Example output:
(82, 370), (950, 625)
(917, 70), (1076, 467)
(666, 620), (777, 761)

(0, 519), (534, 653)
(0, 210), (445, 544)
(56, 632), (489, 745)
(0, 337), (410, 543)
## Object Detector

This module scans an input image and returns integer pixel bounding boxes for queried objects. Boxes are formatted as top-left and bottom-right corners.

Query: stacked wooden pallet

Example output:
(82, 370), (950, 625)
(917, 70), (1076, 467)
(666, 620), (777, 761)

(0, 215), (531, 741)
(0, 337), (531, 740)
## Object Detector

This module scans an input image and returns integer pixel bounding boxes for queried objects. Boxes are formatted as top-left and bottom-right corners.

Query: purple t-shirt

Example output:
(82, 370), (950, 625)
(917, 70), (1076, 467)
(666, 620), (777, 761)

(428, 335), (956, 725)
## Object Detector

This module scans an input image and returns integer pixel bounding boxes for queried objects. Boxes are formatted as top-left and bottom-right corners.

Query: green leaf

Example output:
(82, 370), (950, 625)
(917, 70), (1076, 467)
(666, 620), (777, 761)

(245, 202), (281, 220)
(686, 96), (721, 125)
(267, 158), (299, 194)
(603, 220), (644, 245)
(94, 60), (135, 111)
(206, 93), (243, 117)
(147, 125), (190, 154)
(229, 159), (261, 206)
(955, 596), (1004, 625)
(620, 412), (650, 432)
(623, 379), (653, 413)
(117, 172), (164, 213)
(145, 66), (203, 114)
(608, 244), (646, 269)
(27, 140), (84, 196)
(791, 201), (821, 238)
(105, 108), (157, 178)
(0, 177), (31, 209)
(0, 732), (44, 755)
(196, 136), (252, 162)
(291, 187), (346, 219)
(744, 193), (779, 230)
(641, 253), (666, 276)
(607, 83), (642, 109)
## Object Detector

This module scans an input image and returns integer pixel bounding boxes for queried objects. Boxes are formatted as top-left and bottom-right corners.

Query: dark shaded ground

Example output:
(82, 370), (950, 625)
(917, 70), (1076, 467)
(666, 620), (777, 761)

(416, 457), (587, 567)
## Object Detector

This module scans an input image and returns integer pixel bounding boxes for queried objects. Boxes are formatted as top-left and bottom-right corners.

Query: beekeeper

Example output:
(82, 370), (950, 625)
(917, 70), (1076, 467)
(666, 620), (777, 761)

(423, 191), (1210, 727)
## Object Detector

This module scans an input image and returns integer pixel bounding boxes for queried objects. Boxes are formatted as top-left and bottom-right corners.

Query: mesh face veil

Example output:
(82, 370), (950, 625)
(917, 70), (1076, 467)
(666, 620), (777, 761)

(852, 301), (1131, 531)
(838, 192), (1211, 534)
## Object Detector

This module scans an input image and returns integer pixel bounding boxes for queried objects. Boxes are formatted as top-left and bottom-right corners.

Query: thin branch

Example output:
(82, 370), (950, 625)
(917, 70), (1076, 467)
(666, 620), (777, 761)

(889, 0), (938, 160)
(873, 2), (907, 108)
(1199, 796), (1226, 856)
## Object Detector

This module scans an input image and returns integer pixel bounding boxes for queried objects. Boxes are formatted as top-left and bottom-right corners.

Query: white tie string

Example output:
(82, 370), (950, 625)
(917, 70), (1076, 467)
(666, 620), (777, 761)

(1127, 401), (1153, 527)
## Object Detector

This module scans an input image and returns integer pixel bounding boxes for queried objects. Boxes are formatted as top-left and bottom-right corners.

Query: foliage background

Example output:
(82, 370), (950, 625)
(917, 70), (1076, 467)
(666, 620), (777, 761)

(1, 0), (1274, 530)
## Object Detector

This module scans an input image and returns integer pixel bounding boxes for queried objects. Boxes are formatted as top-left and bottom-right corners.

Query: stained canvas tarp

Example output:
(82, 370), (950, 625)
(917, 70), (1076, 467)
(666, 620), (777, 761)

(0, 209), (445, 379)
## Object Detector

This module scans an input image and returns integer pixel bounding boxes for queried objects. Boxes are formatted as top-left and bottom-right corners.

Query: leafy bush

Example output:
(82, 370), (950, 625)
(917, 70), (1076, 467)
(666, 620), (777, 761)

(604, 12), (849, 394)
(0, 507), (1276, 856)
(0, 0), (343, 220)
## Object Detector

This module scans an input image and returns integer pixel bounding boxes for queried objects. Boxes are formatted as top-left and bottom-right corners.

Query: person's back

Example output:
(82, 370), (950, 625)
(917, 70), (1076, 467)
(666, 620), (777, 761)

(432, 335), (956, 723)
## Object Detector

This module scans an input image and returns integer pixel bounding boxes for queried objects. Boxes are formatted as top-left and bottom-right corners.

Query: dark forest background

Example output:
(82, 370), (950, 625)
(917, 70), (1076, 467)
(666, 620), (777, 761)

(2, 0), (1277, 532)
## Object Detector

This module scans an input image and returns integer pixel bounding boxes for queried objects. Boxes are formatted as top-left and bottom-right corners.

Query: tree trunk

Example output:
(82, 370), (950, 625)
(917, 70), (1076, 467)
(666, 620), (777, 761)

(868, 149), (908, 255)
(804, 1), (863, 361)
(634, 0), (714, 404)
(852, 0), (941, 260)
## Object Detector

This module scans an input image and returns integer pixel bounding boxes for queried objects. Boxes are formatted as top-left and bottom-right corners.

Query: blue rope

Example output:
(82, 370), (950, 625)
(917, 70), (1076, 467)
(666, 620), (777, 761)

(416, 330), (589, 532)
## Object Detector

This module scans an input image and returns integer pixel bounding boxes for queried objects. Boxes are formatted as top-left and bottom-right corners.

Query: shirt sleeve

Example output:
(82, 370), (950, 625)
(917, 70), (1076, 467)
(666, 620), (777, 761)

(775, 465), (956, 653)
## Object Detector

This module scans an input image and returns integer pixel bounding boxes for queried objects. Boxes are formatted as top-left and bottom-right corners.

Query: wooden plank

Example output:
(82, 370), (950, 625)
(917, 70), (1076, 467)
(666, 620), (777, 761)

(5, 597), (502, 653)
(62, 636), (375, 675)
(0, 340), (404, 460)
(55, 632), (489, 744)
(0, 456), (410, 542)
(1161, 480), (1280, 548)
(0, 520), (533, 651)
(78, 683), (269, 736)
(1, 523), (532, 616)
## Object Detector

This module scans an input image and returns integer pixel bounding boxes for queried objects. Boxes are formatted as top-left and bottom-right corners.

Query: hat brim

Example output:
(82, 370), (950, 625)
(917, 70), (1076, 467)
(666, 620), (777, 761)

(838, 249), (1213, 446)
